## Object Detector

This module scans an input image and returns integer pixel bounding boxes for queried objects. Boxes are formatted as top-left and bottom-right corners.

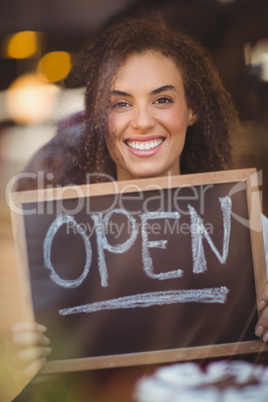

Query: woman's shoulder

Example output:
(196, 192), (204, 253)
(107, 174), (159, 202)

(16, 115), (86, 192)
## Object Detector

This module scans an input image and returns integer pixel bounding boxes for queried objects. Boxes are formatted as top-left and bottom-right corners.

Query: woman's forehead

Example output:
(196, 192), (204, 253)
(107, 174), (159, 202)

(111, 51), (183, 90)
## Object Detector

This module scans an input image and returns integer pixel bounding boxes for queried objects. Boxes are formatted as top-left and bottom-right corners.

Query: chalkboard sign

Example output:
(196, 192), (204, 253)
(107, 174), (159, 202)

(9, 169), (268, 374)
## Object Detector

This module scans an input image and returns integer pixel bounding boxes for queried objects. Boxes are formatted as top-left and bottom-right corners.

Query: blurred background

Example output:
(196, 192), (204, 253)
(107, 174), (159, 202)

(0, 0), (268, 397)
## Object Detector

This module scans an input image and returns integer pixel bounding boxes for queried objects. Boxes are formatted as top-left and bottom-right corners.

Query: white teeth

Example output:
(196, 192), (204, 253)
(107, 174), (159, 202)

(127, 138), (164, 151)
(145, 143), (150, 150)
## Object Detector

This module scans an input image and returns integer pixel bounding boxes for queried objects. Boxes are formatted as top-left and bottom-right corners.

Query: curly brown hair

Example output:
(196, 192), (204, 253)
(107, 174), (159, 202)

(59, 12), (239, 185)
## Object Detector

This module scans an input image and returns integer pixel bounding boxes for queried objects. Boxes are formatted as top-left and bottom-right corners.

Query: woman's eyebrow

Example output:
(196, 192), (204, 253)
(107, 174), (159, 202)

(110, 90), (132, 97)
(110, 85), (176, 98)
(151, 85), (176, 95)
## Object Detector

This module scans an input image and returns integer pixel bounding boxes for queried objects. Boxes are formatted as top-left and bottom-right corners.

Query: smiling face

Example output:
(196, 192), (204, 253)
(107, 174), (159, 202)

(106, 51), (196, 181)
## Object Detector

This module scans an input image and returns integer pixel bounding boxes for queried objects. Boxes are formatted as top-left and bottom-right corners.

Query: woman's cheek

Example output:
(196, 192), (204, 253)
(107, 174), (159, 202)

(160, 108), (184, 132)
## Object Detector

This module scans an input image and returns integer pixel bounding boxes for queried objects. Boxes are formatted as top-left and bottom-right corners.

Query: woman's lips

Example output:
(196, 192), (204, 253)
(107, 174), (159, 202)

(124, 137), (165, 157)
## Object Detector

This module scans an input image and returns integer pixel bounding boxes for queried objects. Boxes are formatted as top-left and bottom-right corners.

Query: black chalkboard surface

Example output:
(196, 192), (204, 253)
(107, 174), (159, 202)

(9, 169), (268, 374)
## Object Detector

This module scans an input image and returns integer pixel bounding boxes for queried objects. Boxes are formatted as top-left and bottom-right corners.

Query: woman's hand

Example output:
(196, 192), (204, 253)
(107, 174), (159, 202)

(255, 282), (268, 342)
(4, 321), (52, 400)
(10, 321), (51, 378)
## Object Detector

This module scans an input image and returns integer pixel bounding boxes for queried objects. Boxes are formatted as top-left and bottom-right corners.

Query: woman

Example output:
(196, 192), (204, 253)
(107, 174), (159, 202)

(9, 12), (268, 400)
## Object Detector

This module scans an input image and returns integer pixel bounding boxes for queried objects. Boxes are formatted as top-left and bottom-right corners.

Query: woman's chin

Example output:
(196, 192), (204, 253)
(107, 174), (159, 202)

(119, 168), (168, 181)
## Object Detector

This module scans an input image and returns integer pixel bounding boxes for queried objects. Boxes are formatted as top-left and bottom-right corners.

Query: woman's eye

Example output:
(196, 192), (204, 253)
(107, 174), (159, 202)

(113, 100), (131, 109)
(154, 97), (173, 105)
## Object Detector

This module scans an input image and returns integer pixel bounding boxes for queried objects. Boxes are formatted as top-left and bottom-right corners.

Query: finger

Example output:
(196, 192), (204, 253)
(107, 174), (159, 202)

(17, 346), (52, 362)
(23, 357), (47, 378)
(258, 283), (268, 311)
(262, 330), (268, 343)
(255, 305), (268, 340)
(258, 300), (267, 312)
(12, 332), (50, 347)
(11, 322), (47, 334)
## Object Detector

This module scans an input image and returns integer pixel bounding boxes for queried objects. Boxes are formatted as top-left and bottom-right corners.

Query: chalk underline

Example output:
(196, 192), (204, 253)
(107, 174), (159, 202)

(58, 286), (230, 316)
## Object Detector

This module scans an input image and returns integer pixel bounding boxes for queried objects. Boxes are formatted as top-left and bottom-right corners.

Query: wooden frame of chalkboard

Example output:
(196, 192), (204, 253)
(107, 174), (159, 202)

(9, 168), (268, 374)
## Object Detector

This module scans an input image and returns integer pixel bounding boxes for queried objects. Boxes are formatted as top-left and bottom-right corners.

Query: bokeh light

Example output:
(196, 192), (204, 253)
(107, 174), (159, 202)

(5, 74), (59, 125)
(37, 51), (71, 82)
(261, 53), (268, 81)
(245, 39), (268, 82)
(5, 31), (39, 59)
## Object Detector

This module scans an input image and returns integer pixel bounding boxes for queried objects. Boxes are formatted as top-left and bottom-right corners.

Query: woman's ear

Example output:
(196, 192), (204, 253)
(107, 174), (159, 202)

(188, 109), (198, 126)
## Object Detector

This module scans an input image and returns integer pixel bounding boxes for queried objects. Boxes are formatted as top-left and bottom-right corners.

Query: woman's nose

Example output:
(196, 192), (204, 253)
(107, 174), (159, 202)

(131, 105), (155, 131)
